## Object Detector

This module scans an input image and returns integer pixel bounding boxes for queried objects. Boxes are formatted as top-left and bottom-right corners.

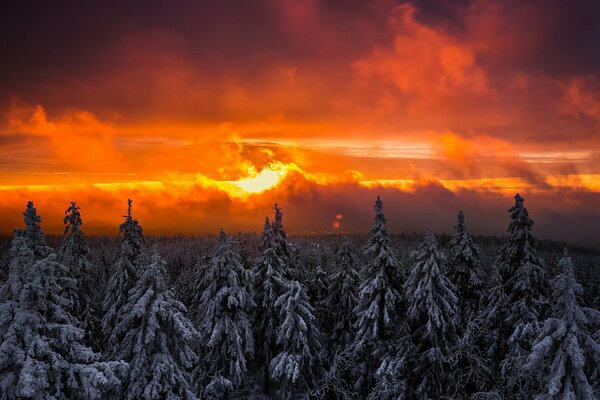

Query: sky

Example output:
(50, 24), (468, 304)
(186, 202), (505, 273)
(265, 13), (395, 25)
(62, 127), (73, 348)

(1, 0), (599, 245)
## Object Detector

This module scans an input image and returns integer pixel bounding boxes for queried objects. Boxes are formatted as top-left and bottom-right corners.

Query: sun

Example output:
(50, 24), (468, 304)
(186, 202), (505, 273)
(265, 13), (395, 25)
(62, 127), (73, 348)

(215, 162), (298, 198)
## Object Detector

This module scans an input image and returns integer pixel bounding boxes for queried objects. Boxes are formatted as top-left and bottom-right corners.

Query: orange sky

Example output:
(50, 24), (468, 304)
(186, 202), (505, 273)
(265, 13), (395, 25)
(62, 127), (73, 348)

(1, 0), (599, 244)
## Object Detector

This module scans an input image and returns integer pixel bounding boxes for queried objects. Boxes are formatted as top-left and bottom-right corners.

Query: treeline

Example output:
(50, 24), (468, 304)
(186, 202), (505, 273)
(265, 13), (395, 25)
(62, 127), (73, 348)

(0, 195), (599, 399)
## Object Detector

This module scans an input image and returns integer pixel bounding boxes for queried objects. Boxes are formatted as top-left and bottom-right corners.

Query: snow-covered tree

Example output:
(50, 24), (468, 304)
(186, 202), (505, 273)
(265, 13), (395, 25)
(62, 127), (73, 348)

(110, 249), (198, 400)
(22, 201), (51, 259)
(0, 231), (31, 338)
(270, 280), (323, 399)
(195, 230), (255, 398)
(498, 194), (549, 396)
(404, 228), (459, 399)
(0, 235), (126, 399)
(308, 247), (328, 325)
(480, 264), (509, 368)
(447, 211), (484, 321)
(368, 328), (412, 400)
(102, 200), (145, 340)
(253, 217), (289, 395)
(352, 196), (403, 395)
(326, 237), (360, 349)
(119, 198), (146, 267)
(525, 249), (600, 399)
(271, 202), (289, 260)
(59, 201), (101, 349)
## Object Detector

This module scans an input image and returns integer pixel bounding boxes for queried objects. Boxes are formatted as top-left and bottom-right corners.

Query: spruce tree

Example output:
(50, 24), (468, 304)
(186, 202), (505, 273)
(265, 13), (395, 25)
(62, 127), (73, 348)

(195, 231), (255, 398)
(270, 281), (323, 399)
(22, 201), (51, 259)
(102, 200), (144, 340)
(253, 217), (289, 395)
(110, 249), (198, 400)
(271, 202), (289, 260)
(59, 202), (101, 349)
(479, 264), (509, 373)
(0, 232), (126, 399)
(498, 194), (549, 396)
(404, 228), (459, 399)
(525, 250), (600, 399)
(326, 237), (360, 349)
(352, 196), (403, 395)
(447, 211), (484, 321)
(119, 198), (146, 268)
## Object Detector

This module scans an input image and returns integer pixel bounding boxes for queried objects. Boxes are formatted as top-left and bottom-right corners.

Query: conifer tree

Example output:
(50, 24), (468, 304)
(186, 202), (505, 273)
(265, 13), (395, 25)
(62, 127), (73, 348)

(271, 202), (289, 259)
(480, 264), (509, 368)
(0, 231), (30, 338)
(352, 196), (403, 395)
(102, 200), (145, 340)
(498, 194), (549, 396)
(119, 198), (146, 267)
(59, 202), (101, 349)
(195, 231), (255, 398)
(270, 281), (323, 399)
(110, 249), (198, 400)
(0, 232), (126, 399)
(253, 217), (289, 395)
(525, 250), (600, 399)
(447, 211), (484, 321)
(404, 228), (459, 399)
(22, 201), (51, 259)
(326, 236), (360, 349)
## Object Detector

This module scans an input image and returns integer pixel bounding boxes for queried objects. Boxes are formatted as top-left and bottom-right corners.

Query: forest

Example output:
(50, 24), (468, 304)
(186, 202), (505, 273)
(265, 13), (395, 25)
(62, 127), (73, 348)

(0, 194), (599, 399)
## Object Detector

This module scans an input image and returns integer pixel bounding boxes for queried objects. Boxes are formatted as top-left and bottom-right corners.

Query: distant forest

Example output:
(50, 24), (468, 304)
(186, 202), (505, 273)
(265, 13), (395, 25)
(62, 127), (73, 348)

(0, 194), (599, 399)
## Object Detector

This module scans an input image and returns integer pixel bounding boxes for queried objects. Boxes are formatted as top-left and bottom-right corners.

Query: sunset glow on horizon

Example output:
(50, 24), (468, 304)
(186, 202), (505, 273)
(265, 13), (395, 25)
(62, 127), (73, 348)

(1, 0), (599, 244)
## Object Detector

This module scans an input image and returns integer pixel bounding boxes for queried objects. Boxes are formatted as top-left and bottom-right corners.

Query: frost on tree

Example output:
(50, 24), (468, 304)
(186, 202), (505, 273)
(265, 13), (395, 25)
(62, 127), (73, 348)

(195, 230), (255, 398)
(271, 203), (289, 260)
(102, 199), (145, 340)
(404, 228), (459, 399)
(525, 249), (600, 400)
(307, 246), (329, 325)
(110, 249), (199, 400)
(480, 263), (508, 368)
(447, 211), (484, 321)
(253, 217), (289, 396)
(0, 232), (126, 400)
(352, 196), (403, 395)
(497, 194), (549, 395)
(326, 236), (360, 349)
(58, 201), (101, 350)
(118, 198), (146, 268)
(270, 280), (323, 400)
(21, 201), (52, 259)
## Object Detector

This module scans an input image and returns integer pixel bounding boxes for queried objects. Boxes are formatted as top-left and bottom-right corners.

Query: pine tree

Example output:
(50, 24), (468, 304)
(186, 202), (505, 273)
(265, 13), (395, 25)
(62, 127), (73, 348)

(110, 249), (198, 400)
(253, 217), (289, 395)
(271, 202), (289, 260)
(498, 194), (549, 396)
(326, 236), (360, 349)
(447, 211), (484, 321)
(404, 228), (459, 399)
(270, 281), (323, 399)
(0, 231), (30, 338)
(0, 232), (126, 399)
(308, 247), (328, 326)
(525, 249), (600, 399)
(368, 328), (412, 400)
(119, 198), (146, 268)
(195, 230), (255, 398)
(102, 200), (144, 340)
(480, 264), (509, 370)
(352, 196), (403, 395)
(59, 201), (101, 350)
(21, 201), (52, 259)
